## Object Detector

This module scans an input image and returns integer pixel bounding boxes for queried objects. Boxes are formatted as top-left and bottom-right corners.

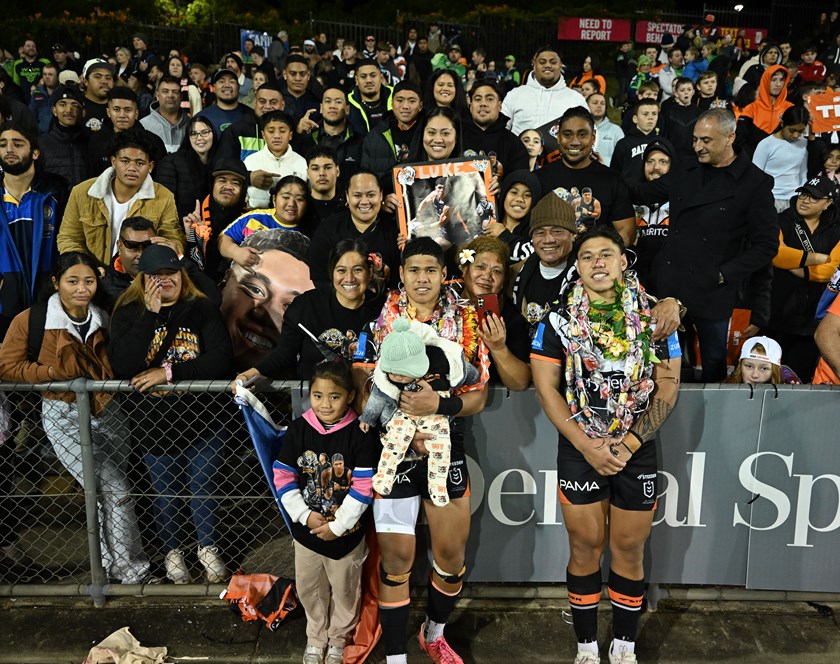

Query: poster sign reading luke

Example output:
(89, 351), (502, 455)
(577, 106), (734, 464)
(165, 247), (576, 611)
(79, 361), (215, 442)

(392, 157), (497, 250)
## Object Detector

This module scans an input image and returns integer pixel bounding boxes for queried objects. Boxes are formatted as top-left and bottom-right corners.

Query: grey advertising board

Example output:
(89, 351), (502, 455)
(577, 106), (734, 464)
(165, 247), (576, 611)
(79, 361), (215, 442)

(292, 384), (840, 589)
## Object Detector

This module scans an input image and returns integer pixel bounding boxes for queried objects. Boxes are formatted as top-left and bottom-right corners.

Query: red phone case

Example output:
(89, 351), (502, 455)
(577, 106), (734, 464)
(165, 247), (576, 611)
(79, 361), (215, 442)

(476, 293), (500, 325)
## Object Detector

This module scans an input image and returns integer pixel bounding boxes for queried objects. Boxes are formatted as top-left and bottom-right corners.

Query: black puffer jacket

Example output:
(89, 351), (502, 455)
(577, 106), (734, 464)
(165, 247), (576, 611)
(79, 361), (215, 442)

(39, 121), (89, 189)
(155, 126), (218, 219)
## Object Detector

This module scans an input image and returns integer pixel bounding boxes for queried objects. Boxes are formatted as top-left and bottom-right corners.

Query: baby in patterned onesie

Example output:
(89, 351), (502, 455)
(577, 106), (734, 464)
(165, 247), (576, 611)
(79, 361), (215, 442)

(359, 318), (478, 506)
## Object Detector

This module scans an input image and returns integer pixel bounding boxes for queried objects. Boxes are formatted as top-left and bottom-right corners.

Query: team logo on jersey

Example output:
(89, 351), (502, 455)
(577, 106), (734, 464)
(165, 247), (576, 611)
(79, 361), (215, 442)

(643, 480), (655, 499)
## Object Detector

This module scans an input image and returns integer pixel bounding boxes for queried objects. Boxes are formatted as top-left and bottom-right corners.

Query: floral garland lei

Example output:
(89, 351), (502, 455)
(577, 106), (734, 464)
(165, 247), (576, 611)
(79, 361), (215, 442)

(376, 287), (475, 354)
(563, 272), (658, 438)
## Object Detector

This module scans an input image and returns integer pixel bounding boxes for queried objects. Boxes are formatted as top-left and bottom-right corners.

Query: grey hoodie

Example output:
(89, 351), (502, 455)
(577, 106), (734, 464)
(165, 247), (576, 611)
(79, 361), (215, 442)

(140, 101), (189, 154)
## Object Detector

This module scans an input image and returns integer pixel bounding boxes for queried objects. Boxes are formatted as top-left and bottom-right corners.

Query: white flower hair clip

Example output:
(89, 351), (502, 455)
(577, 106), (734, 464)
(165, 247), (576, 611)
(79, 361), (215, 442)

(459, 248), (476, 265)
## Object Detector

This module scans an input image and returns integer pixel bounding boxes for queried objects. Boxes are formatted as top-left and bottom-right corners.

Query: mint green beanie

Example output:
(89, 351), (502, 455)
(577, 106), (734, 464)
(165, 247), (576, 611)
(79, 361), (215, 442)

(379, 318), (430, 378)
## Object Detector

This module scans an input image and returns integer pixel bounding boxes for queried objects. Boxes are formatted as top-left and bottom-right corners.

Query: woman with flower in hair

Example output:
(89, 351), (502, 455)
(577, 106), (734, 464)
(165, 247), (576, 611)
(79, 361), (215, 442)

(531, 226), (681, 664)
(369, 236), (489, 664)
(457, 236), (532, 390)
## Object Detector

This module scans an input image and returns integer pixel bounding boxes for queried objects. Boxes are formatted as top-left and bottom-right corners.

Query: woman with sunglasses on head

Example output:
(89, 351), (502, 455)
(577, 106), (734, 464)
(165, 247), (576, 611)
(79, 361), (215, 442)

(109, 244), (235, 584)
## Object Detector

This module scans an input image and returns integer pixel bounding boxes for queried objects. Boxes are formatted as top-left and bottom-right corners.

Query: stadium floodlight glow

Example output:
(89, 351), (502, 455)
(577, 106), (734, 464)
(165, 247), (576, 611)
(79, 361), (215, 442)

(734, 4), (744, 11)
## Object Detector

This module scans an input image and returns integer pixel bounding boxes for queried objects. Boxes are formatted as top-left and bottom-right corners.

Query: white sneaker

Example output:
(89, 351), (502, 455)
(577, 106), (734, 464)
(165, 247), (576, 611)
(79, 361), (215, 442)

(325, 645), (343, 664)
(197, 544), (227, 583)
(303, 643), (325, 664)
(574, 652), (600, 664)
(112, 559), (155, 585)
(165, 549), (191, 584)
(609, 640), (638, 663)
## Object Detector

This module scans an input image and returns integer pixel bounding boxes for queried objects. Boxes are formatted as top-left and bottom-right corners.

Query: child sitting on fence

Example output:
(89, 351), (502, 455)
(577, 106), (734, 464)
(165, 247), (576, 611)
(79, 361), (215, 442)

(359, 317), (478, 506)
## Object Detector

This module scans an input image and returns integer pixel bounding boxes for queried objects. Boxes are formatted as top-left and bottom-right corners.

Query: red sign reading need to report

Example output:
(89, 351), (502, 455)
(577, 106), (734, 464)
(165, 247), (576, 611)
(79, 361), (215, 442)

(557, 17), (632, 42)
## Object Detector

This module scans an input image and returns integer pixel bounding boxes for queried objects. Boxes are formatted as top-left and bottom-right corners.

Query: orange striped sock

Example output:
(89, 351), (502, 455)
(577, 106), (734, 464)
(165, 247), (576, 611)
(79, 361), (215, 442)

(608, 569), (644, 641)
(567, 569), (602, 642)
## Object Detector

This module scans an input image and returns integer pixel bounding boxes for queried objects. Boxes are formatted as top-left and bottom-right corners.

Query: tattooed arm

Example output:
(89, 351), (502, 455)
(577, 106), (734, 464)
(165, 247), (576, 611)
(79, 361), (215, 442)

(625, 357), (681, 450)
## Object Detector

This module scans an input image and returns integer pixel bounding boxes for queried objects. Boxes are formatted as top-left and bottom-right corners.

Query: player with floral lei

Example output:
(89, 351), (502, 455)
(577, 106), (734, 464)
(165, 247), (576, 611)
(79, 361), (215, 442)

(369, 236), (489, 664)
(530, 225), (681, 664)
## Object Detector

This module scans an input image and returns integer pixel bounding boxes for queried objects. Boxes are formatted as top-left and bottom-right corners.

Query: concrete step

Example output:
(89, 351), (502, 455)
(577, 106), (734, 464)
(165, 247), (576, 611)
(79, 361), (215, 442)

(1, 597), (839, 663)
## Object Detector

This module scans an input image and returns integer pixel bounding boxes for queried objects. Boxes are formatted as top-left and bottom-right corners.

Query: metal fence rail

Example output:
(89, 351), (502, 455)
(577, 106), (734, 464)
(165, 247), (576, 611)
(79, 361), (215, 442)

(0, 380), (297, 606)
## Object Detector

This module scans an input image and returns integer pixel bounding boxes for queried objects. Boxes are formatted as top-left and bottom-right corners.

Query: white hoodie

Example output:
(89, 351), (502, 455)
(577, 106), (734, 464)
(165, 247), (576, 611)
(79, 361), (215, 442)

(502, 73), (587, 135)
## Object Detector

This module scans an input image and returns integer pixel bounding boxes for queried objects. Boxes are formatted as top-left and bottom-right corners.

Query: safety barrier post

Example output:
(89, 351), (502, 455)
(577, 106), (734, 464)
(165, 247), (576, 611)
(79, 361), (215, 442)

(73, 378), (107, 607)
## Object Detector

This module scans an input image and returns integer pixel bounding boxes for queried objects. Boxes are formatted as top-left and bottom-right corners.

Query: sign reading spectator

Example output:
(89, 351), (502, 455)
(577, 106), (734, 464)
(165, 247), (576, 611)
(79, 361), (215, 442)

(635, 21), (685, 44)
(808, 91), (840, 133)
(557, 17), (631, 42)
(634, 22), (768, 49)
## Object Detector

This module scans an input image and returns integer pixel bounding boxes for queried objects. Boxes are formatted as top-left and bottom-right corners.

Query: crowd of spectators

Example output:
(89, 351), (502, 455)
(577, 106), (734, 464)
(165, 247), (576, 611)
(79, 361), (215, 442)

(2, 12), (840, 664)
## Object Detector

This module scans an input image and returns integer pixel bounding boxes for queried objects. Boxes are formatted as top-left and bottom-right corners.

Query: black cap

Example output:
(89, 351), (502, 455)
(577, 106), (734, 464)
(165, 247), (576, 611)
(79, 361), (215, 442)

(212, 158), (248, 183)
(138, 245), (181, 274)
(52, 43), (65, 52)
(797, 176), (839, 201)
(212, 68), (239, 84)
(642, 137), (675, 161)
(55, 86), (84, 105)
(393, 80), (422, 97)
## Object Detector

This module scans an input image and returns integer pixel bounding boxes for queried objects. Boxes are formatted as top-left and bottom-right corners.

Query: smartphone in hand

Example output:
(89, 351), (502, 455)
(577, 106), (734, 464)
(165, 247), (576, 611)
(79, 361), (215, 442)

(476, 293), (501, 326)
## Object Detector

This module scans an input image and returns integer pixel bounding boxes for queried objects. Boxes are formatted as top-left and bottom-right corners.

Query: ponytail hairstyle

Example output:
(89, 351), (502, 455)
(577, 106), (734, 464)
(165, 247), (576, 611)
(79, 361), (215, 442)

(774, 104), (809, 135)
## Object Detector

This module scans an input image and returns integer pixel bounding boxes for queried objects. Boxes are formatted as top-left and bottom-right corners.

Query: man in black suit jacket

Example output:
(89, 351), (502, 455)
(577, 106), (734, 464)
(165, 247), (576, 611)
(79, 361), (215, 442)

(635, 108), (778, 381)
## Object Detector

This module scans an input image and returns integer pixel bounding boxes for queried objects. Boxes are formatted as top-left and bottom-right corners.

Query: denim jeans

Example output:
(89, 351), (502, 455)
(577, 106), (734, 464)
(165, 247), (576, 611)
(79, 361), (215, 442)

(143, 426), (227, 553)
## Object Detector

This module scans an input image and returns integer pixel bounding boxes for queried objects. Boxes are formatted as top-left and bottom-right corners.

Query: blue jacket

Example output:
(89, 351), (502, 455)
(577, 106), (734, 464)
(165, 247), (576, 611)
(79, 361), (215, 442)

(0, 172), (66, 322)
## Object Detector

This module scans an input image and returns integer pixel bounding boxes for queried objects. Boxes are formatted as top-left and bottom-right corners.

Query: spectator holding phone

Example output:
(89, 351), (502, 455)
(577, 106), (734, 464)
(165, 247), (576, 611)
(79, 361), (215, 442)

(458, 236), (532, 390)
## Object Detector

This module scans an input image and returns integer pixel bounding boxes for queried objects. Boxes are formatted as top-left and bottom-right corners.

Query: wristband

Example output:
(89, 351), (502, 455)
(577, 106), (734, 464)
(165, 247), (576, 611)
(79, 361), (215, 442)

(626, 430), (644, 452)
(162, 362), (173, 384)
(436, 395), (463, 417)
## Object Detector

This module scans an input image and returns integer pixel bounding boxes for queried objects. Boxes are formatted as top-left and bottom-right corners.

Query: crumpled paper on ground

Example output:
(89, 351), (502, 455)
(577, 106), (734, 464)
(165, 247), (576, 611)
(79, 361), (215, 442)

(83, 626), (167, 664)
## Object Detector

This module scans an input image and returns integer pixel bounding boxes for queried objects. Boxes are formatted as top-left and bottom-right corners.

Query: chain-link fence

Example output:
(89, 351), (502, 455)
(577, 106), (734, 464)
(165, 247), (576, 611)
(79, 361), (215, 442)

(0, 379), (297, 604)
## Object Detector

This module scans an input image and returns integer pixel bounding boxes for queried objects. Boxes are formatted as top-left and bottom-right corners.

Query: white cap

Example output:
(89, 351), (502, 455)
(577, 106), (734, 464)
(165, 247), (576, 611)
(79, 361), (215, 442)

(739, 336), (782, 366)
(82, 58), (115, 78)
(58, 70), (80, 85)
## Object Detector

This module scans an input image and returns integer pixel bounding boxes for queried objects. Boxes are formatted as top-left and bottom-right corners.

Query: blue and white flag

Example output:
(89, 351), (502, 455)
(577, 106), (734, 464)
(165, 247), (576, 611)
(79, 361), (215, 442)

(234, 386), (292, 531)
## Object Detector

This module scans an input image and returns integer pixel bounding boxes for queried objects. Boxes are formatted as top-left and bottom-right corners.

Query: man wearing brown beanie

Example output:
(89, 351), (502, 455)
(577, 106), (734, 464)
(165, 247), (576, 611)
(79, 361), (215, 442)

(508, 192), (578, 338)
(508, 192), (682, 341)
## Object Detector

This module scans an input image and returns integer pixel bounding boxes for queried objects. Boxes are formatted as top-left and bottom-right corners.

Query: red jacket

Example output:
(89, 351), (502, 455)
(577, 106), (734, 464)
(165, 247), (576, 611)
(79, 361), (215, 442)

(798, 60), (827, 83)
